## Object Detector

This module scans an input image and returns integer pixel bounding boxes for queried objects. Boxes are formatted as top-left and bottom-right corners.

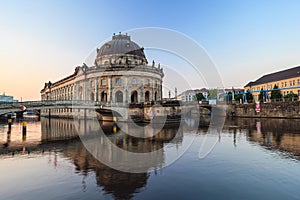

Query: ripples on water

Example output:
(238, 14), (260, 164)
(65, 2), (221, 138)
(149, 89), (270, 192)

(0, 117), (300, 200)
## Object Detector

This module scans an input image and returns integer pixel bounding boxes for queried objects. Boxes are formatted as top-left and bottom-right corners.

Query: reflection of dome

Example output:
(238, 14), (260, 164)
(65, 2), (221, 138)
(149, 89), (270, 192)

(95, 33), (147, 66)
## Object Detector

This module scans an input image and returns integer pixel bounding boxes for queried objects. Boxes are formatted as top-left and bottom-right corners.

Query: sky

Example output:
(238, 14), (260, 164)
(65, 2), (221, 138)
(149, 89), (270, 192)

(1, 0), (300, 100)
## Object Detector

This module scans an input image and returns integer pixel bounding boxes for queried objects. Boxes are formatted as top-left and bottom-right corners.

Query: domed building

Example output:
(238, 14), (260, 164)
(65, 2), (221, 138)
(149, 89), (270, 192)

(40, 33), (164, 118)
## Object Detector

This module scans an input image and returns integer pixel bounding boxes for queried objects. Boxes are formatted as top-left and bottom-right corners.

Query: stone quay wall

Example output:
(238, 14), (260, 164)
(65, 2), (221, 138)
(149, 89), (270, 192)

(228, 101), (300, 119)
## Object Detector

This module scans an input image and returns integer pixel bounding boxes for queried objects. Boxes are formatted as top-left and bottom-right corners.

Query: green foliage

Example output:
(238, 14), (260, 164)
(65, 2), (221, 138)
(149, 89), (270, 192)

(208, 89), (217, 99)
(235, 94), (244, 101)
(195, 93), (205, 101)
(283, 92), (298, 101)
(270, 85), (282, 100)
(246, 90), (253, 102)
(258, 89), (264, 102)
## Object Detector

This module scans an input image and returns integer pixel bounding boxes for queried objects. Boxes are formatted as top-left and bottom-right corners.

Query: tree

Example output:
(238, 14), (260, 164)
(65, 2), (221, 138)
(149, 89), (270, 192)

(284, 92), (298, 101)
(195, 93), (205, 101)
(235, 94), (244, 102)
(270, 84), (282, 101)
(246, 89), (253, 102)
(208, 89), (217, 99)
(258, 88), (264, 102)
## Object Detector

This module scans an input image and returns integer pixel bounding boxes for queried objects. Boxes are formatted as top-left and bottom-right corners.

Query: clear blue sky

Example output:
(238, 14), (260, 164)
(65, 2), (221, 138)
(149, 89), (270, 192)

(1, 0), (300, 100)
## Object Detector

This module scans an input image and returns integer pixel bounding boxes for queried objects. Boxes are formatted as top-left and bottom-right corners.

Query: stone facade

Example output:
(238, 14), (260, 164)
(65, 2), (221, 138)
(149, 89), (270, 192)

(228, 101), (300, 118)
(40, 33), (164, 118)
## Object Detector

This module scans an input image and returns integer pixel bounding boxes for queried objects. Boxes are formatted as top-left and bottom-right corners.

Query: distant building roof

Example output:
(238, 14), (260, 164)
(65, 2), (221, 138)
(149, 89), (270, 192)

(244, 81), (255, 87)
(178, 88), (209, 96)
(244, 66), (300, 87)
(0, 93), (18, 103)
(179, 88), (243, 96)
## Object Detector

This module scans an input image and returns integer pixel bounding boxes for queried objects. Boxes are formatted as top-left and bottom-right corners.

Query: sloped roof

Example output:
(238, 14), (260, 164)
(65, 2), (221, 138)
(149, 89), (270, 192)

(244, 66), (300, 87)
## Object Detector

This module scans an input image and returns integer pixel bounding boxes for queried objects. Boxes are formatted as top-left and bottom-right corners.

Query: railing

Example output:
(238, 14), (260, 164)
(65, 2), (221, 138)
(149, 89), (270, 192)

(227, 97), (299, 104)
(0, 100), (212, 111)
(0, 100), (109, 109)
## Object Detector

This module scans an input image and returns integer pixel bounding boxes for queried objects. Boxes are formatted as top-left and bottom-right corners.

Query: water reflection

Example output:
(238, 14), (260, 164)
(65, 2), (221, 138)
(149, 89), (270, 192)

(1, 117), (300, 199)
(223, 118), (300, 158)
(42, 118), (185, 199)
(63, 140), (149, 199)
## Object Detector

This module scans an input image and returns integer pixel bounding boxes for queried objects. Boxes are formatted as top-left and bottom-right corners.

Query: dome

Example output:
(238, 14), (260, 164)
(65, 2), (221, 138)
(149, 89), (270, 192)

(96, 33), (146, 60)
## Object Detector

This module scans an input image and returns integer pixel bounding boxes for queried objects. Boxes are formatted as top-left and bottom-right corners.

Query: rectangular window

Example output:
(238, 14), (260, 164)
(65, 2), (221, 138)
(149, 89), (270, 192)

(132, 78), (137, 85)
(145, 79), (150, 86)
(101, 79), (107, 86)
(116, 78), (121, 85)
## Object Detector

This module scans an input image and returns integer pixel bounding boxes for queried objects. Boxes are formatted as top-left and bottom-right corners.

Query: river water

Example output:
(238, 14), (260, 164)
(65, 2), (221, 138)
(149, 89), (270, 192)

(0, 117), (300, 200)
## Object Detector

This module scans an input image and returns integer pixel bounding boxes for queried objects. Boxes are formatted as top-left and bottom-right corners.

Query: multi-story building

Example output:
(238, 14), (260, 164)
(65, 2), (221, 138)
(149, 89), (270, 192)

(178, 88), (209, 102)
(40, 33), (164, 118)
(0, 93), (18, 103)
(244, 66), (300, 101)
(179, 88), (245, 103)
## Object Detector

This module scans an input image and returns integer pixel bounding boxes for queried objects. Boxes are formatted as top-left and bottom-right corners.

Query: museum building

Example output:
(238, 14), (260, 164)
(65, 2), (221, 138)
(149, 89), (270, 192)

(40, 33), (164, 117)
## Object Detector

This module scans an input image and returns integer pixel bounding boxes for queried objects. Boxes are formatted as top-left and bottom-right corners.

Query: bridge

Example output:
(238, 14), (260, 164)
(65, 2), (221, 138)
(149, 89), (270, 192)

(0, 100), (110, 115)
(0, 100), (217, 121)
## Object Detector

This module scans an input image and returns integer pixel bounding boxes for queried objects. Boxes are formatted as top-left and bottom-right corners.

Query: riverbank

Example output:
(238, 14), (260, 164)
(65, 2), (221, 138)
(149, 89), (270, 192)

(228, 101), (300, 119)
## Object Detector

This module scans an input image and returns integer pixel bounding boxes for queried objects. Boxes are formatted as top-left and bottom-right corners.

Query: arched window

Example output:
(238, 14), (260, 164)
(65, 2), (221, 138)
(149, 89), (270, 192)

(90, 92), (95, 101)
(145, 91), (150, 102)
(115, 91), (123, 103)
(78, 86), (83, 100)
(131, 90), (138, 103)
(154, 91), (158, 101)
(101, 91), (107, 102)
